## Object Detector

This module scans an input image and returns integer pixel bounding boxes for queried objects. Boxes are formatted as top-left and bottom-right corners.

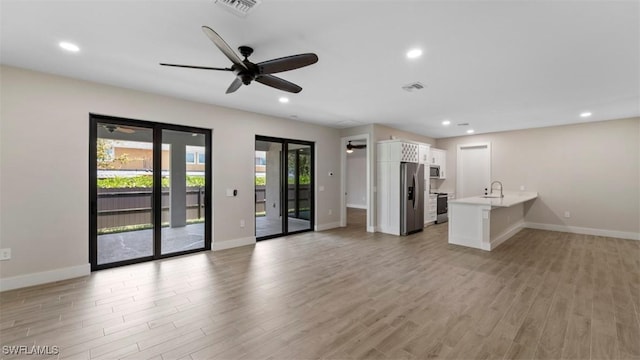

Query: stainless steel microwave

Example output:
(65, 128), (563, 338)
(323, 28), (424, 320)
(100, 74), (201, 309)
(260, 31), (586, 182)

(429, 165), (440, 178)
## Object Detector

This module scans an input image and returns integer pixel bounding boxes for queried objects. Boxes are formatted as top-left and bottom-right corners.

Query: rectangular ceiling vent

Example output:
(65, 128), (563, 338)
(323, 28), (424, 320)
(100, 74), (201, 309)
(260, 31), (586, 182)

(214, 0), (261, 17)
(402, 82), (425, 92)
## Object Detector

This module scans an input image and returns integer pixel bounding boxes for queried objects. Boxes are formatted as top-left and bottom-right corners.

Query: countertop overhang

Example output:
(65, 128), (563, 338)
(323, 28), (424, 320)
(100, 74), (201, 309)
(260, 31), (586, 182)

(449, 191), (538, 208)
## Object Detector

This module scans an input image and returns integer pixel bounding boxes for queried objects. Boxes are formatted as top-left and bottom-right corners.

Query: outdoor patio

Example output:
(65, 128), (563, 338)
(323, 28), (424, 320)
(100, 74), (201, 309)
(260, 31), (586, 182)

(255, 216), (310, 238)
(97, 223), (204, 264)
(98, 217), (311, 264)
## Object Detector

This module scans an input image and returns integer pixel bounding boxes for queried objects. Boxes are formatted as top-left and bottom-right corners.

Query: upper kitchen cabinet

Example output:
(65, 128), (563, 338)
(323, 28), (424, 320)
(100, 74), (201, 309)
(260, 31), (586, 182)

(430, 148), (447, 179)
(377, 139), (422, 163)
(419, 144), (431, 165)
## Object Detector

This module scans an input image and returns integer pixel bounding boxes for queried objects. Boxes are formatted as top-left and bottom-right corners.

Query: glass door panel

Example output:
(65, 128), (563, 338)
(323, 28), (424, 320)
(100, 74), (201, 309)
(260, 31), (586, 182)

(287, 144), (312, 233)
(255, 139), (283, 239)
(91, 115), (211, 271)
(161, 130), (206, 255)
(95, 123), (154, 265)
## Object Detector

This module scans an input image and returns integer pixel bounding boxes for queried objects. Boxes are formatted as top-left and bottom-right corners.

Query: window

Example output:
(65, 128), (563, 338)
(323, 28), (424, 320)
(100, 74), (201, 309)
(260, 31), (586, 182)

(255, 152), (266, 165)
(197, 152), (206, 164)
(186, 152), (195, 164)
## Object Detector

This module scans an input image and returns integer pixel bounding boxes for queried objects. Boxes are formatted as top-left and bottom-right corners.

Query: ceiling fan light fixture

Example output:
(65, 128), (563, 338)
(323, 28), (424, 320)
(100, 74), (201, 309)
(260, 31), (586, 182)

(279, 97), (289, 103)
(580, 111), (592, 118)
(346, 148), (354, 154)
(442, 120), (451, 126)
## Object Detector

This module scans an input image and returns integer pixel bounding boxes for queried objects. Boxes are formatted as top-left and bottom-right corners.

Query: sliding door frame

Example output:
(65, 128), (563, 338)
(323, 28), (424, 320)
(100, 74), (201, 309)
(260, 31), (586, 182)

(255, 135), (315, 241)
(89, 113), (212, 271)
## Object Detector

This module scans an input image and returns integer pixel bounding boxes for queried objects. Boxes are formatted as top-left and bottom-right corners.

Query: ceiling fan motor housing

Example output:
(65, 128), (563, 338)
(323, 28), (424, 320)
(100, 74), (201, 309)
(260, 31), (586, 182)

(234, 61), (259, 85)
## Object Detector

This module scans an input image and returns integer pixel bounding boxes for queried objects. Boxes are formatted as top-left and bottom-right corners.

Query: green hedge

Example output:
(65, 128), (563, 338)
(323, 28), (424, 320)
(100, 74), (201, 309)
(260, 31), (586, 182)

(98, 175), (205, 188)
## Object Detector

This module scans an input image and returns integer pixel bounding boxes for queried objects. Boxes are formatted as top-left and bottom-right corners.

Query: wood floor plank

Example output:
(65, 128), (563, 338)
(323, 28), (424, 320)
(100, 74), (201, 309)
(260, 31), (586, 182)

(1, 210), (638, 360)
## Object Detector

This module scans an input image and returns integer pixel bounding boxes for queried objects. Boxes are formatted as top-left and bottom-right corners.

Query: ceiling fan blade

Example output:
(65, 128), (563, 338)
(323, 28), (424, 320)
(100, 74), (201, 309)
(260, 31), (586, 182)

(201, 26), (247, 70)
(255, 75), (302, 93)
(226, 77), (243, 94)
(160, 63), (232, 71)
(257, 53), (319, 75)
(117, 127), (135, 134)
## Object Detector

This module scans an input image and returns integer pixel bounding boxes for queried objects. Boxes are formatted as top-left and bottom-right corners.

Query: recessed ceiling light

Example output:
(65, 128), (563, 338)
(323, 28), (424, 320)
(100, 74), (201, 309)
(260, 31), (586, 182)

(466, 129), (475, 134)
(580, 112), (592, 118)
(59, 41), (80, 53)
(442, 120), (451, 126)
(406, 48), (422, 59)
(279, 97), (289, 103)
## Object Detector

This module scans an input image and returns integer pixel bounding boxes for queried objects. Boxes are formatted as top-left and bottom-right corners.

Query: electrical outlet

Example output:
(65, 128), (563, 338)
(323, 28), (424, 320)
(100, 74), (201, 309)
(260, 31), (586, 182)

(564, 211), (571, 218)
(328, 209), (333, 215)
(0, 248), (11, 261)
(520, 185), (525, 191)
(240, 219), (245, 228)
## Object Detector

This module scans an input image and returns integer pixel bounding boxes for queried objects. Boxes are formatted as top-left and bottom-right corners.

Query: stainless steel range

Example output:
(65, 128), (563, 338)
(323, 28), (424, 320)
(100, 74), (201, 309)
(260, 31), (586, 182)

(436, 193), (448, 223)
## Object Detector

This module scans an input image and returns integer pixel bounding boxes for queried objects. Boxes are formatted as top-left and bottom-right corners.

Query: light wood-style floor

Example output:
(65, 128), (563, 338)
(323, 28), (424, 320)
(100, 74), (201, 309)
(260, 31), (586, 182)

(1, 209), (639, 359)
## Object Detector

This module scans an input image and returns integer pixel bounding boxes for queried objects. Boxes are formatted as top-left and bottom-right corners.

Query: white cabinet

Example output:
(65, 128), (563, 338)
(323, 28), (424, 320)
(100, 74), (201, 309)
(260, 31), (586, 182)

(377, 140), (420, 163)
(418, 144), (430, 165)
(377, 160), (401, 235)
(425, 193), (437, 224)
(430, 148), (447, 179)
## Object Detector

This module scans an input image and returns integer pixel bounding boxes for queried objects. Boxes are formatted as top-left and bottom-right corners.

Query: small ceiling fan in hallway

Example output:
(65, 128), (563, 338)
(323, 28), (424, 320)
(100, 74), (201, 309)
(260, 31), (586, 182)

(346, 141), (366, 153)
(160, 26), (319, 94)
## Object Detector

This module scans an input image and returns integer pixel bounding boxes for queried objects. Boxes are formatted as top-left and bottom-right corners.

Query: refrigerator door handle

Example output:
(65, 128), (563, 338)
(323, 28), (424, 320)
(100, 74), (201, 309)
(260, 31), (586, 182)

(413, 174), (420, 210)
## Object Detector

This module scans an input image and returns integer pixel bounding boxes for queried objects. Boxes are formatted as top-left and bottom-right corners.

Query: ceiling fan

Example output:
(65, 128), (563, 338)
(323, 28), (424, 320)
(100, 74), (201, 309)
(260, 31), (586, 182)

(103, 124), (135, 134)
(346, 141), (366, 153)
(160, 26), (318, 94)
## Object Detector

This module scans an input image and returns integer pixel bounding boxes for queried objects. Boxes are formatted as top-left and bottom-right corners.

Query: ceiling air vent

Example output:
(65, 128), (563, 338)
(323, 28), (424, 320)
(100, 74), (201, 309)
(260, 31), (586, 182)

(402, 82), (425, 92)
(214, 0), (261, 17)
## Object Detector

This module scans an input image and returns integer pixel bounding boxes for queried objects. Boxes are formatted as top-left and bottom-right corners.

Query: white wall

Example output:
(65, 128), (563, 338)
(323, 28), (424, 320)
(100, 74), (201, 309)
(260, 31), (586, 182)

(435, 118), (640, 238)
(0, 66), (342, 285)
(346, 149), (366, 208)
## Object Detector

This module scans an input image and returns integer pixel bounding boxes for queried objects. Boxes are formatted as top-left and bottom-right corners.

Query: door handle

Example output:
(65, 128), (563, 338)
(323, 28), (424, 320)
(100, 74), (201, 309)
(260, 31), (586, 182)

(412, 173), (418, 210)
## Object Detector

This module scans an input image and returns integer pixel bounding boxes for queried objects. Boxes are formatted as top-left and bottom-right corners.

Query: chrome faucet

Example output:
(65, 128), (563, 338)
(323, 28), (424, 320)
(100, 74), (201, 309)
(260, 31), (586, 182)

(491, 181), (504, 198)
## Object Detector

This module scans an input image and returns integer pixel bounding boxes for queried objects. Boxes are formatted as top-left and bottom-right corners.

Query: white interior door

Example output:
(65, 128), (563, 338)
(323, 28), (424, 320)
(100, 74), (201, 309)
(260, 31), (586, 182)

(456, 143), (491, 198)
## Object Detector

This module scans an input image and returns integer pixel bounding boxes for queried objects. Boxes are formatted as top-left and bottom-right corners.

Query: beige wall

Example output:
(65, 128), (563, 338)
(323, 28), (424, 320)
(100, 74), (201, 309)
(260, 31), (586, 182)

(0, 66), (341, 280)
(435, 118), (640, 235)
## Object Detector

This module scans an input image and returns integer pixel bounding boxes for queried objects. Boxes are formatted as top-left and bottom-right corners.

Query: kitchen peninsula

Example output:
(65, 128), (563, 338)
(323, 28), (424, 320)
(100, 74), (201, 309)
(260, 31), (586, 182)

(448, 191), (538, 251)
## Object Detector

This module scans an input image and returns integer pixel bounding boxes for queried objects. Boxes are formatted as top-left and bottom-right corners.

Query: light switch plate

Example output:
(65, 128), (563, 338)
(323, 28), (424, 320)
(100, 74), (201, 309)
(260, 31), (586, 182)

(0, 248), (11, 261)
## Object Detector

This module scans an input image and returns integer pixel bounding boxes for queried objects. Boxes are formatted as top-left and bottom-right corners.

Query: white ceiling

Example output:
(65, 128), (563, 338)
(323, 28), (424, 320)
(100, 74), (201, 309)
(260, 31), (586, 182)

(2, 0), (638, 138)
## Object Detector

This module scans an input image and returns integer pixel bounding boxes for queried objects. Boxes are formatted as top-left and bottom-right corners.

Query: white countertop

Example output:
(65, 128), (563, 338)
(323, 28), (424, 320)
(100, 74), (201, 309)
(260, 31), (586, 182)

(449, 191), (538, 208)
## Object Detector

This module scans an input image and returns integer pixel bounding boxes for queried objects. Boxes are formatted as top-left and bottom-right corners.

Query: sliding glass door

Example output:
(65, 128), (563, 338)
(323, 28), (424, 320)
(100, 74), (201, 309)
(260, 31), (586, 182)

(90, 114), (211, 270)
(161, 129), (207, 255)
(255, 136), (314, 240)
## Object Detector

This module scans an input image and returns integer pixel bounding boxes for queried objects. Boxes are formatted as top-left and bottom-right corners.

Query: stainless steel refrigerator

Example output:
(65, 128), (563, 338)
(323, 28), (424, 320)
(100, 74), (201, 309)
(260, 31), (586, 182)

(400, 162), (424, 235)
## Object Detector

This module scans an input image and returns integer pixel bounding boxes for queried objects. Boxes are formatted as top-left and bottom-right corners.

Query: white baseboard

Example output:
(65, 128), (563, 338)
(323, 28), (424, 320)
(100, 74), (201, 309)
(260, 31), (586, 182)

(367, 226), (375, 233)
(491, 221), (525, 250)
(525, 222), (640, 241)
(0, 263), (90, 292)
(346, 204), (367, 210)
(212, 236), (256, 251)
(315, 222), (341, 231)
